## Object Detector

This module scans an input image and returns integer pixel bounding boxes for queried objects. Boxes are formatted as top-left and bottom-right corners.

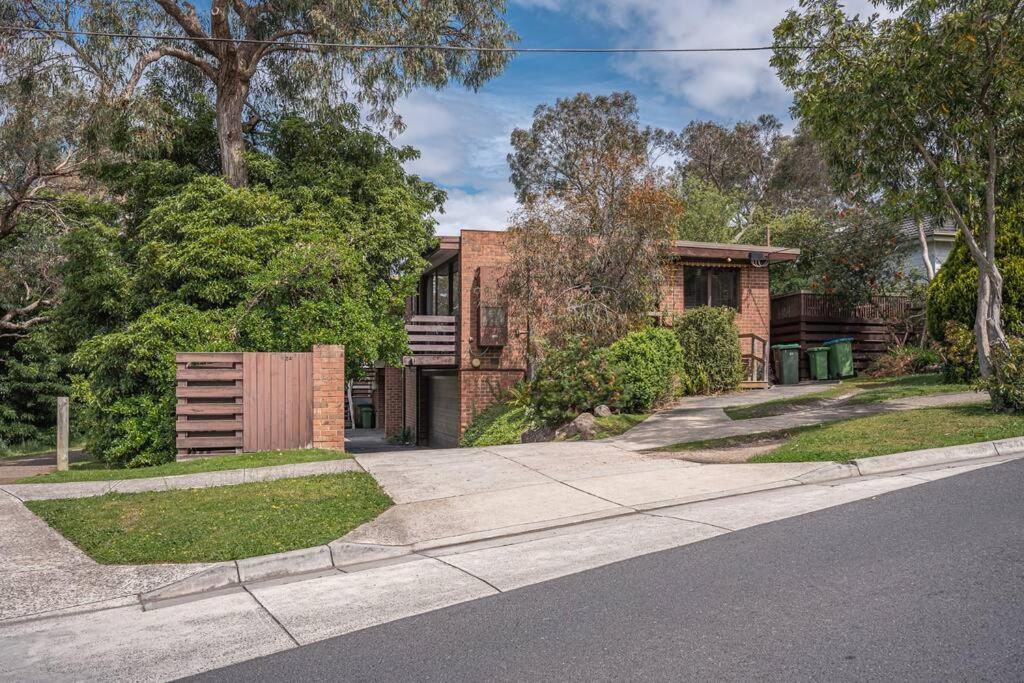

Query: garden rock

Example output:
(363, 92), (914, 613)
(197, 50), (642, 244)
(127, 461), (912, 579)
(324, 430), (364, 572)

(555, 412), (598, 440)
(521, 425), (555, 443)
(594, 404), (612, 418)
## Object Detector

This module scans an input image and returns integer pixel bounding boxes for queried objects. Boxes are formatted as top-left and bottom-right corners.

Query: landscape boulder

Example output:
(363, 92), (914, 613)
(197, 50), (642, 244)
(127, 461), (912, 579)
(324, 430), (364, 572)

(555, 412), (598, 440)
(594, 404), (612, 418)
(520, 424), (556, 443)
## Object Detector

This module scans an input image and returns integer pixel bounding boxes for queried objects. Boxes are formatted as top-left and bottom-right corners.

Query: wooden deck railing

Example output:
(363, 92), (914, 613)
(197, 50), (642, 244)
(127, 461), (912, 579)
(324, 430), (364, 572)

(739, 333), (768, 384)
(403, 315), (457, 366)
(771, 292), (911, 324)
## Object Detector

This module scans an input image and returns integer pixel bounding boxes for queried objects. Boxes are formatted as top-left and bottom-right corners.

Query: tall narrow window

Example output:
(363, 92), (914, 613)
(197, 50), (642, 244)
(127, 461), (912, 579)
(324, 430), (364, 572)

(435, 266), (450, 316)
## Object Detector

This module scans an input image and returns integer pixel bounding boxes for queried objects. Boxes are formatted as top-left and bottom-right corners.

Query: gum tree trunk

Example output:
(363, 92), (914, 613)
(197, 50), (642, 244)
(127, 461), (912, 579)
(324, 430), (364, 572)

(216, 72), (250, 188)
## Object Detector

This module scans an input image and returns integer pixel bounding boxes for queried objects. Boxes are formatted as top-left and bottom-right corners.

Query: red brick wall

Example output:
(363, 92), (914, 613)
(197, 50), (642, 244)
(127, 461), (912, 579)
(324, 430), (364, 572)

(736, 265), (771, 341)
(454, 231), (530, 435)
(311, 345), (345, 450)
(659, 261), (771, 341)
(382, 366), (404, 438)
(457, 231), (528, 373)
(459, 369), (525, 437)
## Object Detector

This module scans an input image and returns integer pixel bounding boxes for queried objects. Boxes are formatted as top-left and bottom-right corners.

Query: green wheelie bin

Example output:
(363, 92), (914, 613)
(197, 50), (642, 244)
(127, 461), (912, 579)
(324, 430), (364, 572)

(359, 405), (375, 429)
(806, 347), (829, 380)
(772, 343), (802, 385)
(824, 337), (855, 379)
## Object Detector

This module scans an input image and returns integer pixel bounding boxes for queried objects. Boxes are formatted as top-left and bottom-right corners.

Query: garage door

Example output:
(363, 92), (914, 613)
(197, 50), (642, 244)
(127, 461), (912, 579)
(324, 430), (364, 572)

(427, 373), (459, 448)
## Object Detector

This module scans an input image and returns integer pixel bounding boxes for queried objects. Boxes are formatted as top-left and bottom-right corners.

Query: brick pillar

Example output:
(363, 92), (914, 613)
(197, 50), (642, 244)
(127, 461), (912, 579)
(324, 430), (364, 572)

(382, 366), (404, 438)
(404, 367), (418, 440)
(312, 345), (345, 450)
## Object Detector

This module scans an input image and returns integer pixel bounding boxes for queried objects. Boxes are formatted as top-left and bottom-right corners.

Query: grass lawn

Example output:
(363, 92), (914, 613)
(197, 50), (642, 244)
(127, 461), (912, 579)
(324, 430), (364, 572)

(18, 449), (350, 484)
(724, 374), (971, 420)
(660, 404), (1023, 463)
(26, 472), (391, 564)
(592, 413), (649, 439)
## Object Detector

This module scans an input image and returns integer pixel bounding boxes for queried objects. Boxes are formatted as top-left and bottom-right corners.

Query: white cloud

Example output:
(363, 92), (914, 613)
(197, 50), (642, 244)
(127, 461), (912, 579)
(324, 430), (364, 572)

(396, 89), (523, 191)
(433, 188), (518, 235)
(511, 0), (887, 117)
(394, 89), (534, 233)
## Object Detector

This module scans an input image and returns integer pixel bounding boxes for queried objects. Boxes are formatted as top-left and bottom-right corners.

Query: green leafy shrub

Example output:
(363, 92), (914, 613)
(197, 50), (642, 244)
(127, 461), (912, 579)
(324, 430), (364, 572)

(673, 307), (744, 395)
(605, 327), (683, 412)
(983, 337), (1024, 413)
(73, 304), (235, 468)
(460, 401), (536, 447)
(926, 206), (1024, 342)
(530, 339), (622, 425)
(939, 321), (979, 384)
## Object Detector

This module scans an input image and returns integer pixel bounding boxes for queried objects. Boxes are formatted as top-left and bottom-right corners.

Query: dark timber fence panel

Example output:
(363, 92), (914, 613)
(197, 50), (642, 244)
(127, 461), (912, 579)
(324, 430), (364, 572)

(176, 351), (315, 460)
(175, 353), (245, 459)
(770, 292), (912, 380)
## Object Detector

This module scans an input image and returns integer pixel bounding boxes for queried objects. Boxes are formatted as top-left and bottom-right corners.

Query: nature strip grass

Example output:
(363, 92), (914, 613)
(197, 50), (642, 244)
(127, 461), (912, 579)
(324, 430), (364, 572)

(18, 448), (351, 484)
(657, 404), (1024, 463)
(750, 404), (1024, 463)
(25, 472), (392, 564)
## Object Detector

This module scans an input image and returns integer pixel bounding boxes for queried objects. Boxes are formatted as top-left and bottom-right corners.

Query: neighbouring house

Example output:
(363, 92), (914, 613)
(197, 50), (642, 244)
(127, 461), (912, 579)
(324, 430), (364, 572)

(900, 216), (957, 280)
(375, 230), (799, 448)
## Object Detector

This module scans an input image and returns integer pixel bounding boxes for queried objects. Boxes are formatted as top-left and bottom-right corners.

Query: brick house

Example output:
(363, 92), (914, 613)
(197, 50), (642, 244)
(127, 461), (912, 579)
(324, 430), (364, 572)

(377, 230), (798, 448)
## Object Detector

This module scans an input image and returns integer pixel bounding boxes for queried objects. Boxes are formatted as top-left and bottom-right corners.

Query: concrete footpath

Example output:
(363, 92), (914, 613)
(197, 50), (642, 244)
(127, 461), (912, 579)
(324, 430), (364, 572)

(2, 446), (1020, 682)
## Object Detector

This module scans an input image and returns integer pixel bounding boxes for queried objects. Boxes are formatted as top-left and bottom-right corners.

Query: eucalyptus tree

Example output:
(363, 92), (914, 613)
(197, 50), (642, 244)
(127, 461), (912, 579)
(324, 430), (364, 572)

(6, 0), (517, 187)
(773, 0), (1024, 376)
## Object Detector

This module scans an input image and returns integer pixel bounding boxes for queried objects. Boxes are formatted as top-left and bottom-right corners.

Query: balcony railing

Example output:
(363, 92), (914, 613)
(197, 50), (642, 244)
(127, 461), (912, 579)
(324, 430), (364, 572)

(403, 315), (457, 366)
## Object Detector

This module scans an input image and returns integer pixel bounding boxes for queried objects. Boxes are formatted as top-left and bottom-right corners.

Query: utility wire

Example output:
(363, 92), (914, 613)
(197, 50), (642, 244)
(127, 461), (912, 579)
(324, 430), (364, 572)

(0, 24), (811, 53)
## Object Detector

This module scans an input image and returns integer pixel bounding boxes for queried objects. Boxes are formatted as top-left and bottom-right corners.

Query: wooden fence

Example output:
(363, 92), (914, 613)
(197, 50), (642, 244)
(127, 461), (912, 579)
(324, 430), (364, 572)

(175, 348), (341, 460)
(770, 292), (915, 380)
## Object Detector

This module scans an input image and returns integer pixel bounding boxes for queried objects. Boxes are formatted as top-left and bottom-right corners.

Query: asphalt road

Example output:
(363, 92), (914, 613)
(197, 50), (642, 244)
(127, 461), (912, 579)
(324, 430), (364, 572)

(193, 460), (1024, 682)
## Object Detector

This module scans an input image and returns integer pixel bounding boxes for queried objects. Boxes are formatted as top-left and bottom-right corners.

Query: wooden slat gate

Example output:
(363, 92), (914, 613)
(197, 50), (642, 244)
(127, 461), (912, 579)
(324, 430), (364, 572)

(176, 352), (313, 460)
(243, 352), (312, 452)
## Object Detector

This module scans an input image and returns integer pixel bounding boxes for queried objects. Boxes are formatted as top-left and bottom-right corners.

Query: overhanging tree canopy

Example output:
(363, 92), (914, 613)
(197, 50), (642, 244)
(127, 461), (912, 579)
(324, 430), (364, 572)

(772, 0), (1024, 376)
(7, 0), (517, 187)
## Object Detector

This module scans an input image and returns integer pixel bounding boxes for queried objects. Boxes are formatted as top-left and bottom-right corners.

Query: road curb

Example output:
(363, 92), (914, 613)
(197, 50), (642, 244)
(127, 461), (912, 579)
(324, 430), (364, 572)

(851, 437), (1024, 476)
(140, 541), (412, 609)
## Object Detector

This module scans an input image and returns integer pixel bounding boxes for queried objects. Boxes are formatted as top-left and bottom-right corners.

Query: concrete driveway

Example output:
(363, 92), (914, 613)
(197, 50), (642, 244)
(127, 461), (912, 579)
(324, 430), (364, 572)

(350, 442), (827, 549)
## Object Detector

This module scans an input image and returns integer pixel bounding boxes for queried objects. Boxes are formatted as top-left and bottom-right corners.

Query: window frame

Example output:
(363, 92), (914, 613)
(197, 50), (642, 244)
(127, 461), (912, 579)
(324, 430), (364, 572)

(683, 265), (741, 311)
(418, 258), (460, 316)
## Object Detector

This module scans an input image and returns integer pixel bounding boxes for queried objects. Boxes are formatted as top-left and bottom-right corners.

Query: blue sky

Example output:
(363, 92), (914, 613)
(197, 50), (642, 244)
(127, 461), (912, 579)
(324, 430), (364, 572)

(392, 0), (881, 235)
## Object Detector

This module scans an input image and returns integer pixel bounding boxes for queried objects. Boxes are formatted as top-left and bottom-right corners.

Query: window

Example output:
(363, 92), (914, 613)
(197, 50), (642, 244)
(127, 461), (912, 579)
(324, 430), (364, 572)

(684, 267), (740, 309)
(419, 260), (460, 316)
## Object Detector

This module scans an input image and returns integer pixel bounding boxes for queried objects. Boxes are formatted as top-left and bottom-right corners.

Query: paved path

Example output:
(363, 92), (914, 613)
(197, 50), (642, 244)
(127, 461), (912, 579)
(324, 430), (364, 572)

(611, 390), (989, 451)
(345, 441), (827, 549)
(0, 458), (361, 501)
(2, 455), (1016, 681)
(0, 488), (210, 621)
(195, 457), (1024, 683)
(0, 450), (89, 484)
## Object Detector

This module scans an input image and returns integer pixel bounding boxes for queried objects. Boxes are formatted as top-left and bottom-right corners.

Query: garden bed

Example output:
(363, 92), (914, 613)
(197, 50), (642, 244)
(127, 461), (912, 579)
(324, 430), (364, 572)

(26, 472), (391, 564)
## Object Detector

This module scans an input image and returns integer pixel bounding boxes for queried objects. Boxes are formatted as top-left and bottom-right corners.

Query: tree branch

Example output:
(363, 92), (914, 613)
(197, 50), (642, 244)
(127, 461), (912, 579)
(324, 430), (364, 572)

(124, 45), (217, 97)
(153, 0), (218, 55)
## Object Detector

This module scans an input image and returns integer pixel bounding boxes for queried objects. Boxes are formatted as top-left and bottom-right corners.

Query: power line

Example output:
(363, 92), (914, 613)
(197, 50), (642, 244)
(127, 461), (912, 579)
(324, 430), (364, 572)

(0, 24), (811, 53)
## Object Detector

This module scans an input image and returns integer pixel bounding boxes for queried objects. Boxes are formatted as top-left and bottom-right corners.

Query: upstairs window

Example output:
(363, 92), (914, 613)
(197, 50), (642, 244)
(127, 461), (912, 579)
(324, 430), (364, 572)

(684, 267), (740, 310)
(419, 260), (460, 316)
